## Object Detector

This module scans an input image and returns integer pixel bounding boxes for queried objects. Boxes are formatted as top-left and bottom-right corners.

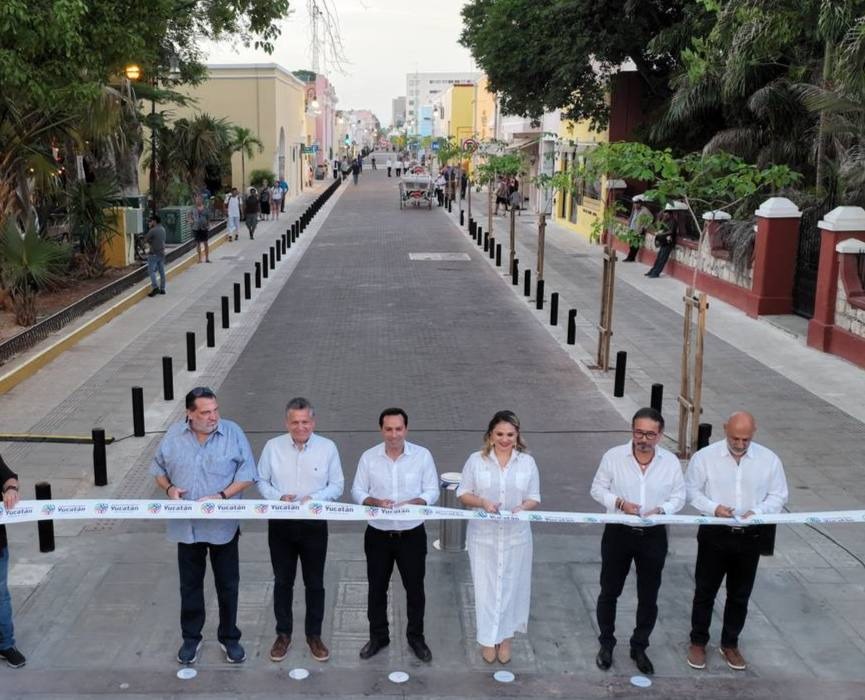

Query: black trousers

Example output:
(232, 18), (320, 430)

(648, 243), (673, 276)
(624, 244), (640, 261)
(365, 524), (427, 643)
(387, 167), (392, 177)
(269, 520), (328, 637)
(596, 524), (668, 651)
(177, 530), (241, 643)
(690, 525), (762, 648)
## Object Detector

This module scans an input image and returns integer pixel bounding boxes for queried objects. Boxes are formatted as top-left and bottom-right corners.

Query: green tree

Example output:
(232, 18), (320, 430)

(230, 126), (264, 190)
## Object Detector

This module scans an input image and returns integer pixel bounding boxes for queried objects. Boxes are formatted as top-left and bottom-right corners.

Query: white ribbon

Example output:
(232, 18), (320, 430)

(2, 499), (864, 526)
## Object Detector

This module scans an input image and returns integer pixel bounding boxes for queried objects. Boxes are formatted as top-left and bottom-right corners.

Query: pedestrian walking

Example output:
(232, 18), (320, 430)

(395, 159), (402, 177)
(259, 182), (271, 221)
(371, 156), (377, 170)
(257, 398), (344, 665)
(225, 187), (242, 241)
(150, 387), (256, 666)
(278, 178), (288, 213)
(244, 188), (259, 239)
(351, 159), (360, 185)
(623, 196), (653, 262)
(685, 411), (788, 672)
(333, 158), (340, 180)
(144, 214), (166, 297)
(495, 177), (509, 215)
(189, 196), (211, 263)
(341, 158), (351, 182)
(646, 209), (678, 278)
(508, 180), (521, 214)
(352, 408), (438, 663)
(270, 183), (282, 221)
(457, 411), (540, 665)
(386, 158), (393, 177)
(590, 407), (686, 676)
(434, 173), (445, 206)
(0, 454), (26, 669)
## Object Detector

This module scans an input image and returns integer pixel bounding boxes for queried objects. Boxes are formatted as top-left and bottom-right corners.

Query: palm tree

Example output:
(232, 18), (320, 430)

(170, 113), (232, 189)
(230, 126), (264, 190)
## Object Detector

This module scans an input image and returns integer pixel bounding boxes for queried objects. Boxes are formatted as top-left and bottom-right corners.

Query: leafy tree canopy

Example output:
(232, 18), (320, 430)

(459, 0), (706, 129)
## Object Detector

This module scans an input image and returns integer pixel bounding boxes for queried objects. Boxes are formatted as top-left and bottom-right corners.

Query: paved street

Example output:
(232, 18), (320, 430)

(2, 161), (865, 698)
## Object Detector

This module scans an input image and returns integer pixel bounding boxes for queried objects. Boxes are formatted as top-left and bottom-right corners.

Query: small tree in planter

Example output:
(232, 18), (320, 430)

(249, 169), (277, 189)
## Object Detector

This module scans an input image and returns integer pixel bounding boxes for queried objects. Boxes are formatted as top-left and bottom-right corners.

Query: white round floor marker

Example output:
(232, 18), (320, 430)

(388, 671), (410, 683)
(289, 668), (310, 680)
(493, 670), (515, 683)
(630, 675), (652, 688)
(176, 668), (197, 680)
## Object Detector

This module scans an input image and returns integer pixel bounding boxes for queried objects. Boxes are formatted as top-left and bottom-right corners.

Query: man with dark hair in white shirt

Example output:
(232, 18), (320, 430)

(590, 407), (686, 676)
(257, 397), (344, 665)
(685, 411), (788, 672)
(352, 407), (439, 663)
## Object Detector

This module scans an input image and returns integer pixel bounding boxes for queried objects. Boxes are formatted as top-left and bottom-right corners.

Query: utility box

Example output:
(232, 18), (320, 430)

(159, 206), (194, 244)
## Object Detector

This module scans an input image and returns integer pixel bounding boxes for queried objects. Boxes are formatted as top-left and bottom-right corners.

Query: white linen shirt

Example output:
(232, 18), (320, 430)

(590, 441), (686, 519)
(457, 450), (541, 513)
(351, 441), (439, 531)
(685, 439), (788, 516)
(256, 433), (344, 502)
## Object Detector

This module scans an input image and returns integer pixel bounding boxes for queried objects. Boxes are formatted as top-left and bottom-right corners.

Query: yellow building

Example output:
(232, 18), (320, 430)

(164, 63), (308, 200)
(439, 84), (475, 144)
(552, 71), (646, 238)
(473, 76), (497, 141)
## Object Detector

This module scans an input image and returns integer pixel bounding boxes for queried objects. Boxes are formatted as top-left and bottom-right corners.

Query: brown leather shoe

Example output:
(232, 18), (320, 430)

(720, 646), (746, 670)
(269, 634), (291, 662)
(687, 644), (706, 669)
(307, 636), (330, 662)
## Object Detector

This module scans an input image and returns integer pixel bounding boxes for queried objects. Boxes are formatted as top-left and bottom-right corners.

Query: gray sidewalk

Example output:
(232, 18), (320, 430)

(2, 166), (865, 697)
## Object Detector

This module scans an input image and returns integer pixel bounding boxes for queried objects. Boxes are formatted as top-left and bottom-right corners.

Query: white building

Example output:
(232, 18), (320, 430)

(405, 71), (481, 135)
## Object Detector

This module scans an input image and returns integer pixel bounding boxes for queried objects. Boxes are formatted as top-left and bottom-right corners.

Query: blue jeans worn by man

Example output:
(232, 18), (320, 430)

(0, 454), (26, 668)
(148, 254), (166, 294)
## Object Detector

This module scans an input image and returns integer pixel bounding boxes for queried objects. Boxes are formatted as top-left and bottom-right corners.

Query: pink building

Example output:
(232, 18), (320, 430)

(294, 70), (338, 168)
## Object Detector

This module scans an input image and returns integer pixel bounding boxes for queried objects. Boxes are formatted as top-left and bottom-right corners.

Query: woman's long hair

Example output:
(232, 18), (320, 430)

(481, 410), (527, 457)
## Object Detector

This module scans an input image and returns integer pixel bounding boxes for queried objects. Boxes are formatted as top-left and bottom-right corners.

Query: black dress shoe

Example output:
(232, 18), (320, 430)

(596, 646), (613, 670)
(408, 638), (432, 662)
(359, 638), (389, 660)
(630, 647), (654, 675)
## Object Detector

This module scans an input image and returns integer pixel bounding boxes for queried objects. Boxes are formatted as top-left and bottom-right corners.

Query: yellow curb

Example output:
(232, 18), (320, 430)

(0, 233), (227, 395)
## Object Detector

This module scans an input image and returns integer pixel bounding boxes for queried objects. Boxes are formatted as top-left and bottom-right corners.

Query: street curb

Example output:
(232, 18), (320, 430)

(0, 233), (229, 395)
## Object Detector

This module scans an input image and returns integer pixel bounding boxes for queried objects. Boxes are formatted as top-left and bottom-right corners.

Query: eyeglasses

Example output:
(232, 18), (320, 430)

(632, 429), (660, 440)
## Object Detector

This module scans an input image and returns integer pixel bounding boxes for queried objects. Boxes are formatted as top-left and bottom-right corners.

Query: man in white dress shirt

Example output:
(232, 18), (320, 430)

(352, 407), (439, 662)
(685, 411), (788, 672)
(590, 407), (686, 675)
(257, 398), (344, 664)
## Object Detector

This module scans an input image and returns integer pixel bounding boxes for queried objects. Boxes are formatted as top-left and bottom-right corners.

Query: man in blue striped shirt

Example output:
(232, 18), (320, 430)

(150, 387), (256, 666)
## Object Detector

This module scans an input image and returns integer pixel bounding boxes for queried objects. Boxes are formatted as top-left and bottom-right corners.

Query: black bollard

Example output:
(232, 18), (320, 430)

(270, 246), (276, 268)
(262, 253), (269, 278)
(613, 351), (627, 397)
(92, 428), (108, 487)
(162, 356), (174, 400)
(287, 231), (292, 249)
(524, 269), (531, 296)
(536, 279), (545, 310)
(281, 234), (286, 255)
(254, 263), (262, 288)
(495, 243), (502, 266)
(650, 383), (664, 413)
(206, 312), (215, 347)
(697, 423), (713, 449)
(567, 309), (577, 344)
(276, 242), (282, 261)
(460, 209), (465, 226)
(244, 272), (251, 300)
(477, 227), (483, 247)
(512, 258), (519, 285)
(132, 386), (145, 436)
(484, 232), (489, 252)
(550, 292), (559, 325)
(292, 223), (297, 242)
(469, 219), (476, 237)
(221, 296), (229, 329)
(233, 283), (241, 313)
(35, 482), (55, 552)
(186, 331), (196, 371)
(448, 199), (452, 213)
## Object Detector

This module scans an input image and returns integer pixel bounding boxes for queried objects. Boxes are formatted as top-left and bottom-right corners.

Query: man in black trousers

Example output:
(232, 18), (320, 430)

(351, 408), (439, 662)
(590, 407), (686, 675)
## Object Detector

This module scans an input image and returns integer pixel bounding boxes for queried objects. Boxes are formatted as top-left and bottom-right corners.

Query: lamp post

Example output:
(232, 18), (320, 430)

(125, 64), (158, 217)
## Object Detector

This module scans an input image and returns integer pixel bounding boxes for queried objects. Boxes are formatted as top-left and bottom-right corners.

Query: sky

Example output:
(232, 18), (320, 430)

(204, 0), (477, 126)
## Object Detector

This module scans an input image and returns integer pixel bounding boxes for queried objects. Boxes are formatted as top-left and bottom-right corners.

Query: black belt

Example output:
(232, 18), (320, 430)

(369, 524), (422, 538)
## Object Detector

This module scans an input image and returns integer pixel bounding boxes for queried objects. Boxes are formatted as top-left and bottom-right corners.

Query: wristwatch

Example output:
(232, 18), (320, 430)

(219, 490), (228, 500)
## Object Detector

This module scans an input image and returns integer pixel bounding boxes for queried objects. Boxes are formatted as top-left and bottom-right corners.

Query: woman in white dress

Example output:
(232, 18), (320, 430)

(457, 410), (540, 664)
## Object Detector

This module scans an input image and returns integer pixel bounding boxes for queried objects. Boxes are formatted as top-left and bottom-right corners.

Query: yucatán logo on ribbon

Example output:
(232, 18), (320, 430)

(200, 502), (216, 515)
(41, 504), (56, 516)
(309, 503), (324, 516)
(94, 503), (109, 515)
(148, 503), (162, 515)
(254, 504), (269, 515)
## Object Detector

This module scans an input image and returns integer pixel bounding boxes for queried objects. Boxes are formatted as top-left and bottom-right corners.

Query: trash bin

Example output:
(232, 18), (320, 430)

(315, 163), (328, 180)
(437, 472), (466, 552)
(159, 206), (193, 243)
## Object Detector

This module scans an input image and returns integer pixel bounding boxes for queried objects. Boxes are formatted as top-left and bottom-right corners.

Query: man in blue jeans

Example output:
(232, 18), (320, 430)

(0, 454), (26, 668)
(145, 214), (167, 297)
(150, 387), (256, 665)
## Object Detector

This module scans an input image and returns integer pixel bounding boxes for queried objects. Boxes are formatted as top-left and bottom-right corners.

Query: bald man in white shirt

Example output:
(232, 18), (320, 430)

(590, 407), (686, 676)
(352, 407), (439, 663)
(685, 411), (788, 672)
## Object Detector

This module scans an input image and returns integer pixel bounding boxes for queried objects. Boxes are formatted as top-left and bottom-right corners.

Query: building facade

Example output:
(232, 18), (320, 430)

(392, 96), (406, 128)
(405, 72), (480, 135)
